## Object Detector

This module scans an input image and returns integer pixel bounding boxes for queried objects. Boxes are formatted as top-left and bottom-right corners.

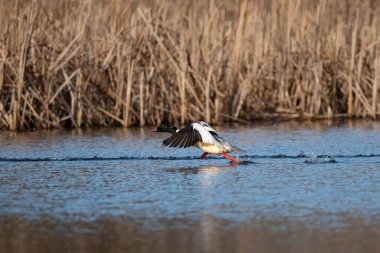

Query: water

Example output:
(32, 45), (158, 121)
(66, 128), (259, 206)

(0, 120), (379, 253)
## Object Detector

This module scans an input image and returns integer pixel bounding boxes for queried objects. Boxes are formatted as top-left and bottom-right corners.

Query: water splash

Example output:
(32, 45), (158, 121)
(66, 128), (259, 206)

(304, 152), (336, 164)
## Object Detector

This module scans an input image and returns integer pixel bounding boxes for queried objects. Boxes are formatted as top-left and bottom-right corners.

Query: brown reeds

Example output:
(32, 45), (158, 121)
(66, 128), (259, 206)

(0, 0), (380, 130)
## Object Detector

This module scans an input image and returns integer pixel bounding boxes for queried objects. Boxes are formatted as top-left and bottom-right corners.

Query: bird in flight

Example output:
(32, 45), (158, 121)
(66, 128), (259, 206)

(153, 121), (240, 162)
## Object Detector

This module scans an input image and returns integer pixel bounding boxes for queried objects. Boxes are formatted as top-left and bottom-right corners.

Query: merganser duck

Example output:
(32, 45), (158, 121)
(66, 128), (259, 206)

(153, 121), (240, 162)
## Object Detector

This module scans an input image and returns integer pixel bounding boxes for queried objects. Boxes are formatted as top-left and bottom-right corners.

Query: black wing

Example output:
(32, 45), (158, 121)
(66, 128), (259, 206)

(163, 125), (202, 148)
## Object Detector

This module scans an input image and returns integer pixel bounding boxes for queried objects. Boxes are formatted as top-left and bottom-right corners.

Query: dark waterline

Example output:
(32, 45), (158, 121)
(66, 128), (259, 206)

(0, 121), (379, 252)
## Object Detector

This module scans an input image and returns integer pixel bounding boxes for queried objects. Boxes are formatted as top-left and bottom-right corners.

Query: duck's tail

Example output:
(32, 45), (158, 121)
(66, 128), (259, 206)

(232, 145), (246, 153)
(222, 141), (245, 153)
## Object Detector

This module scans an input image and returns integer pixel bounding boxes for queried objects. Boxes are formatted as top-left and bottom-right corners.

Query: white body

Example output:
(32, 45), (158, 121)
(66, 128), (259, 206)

(194, 142), (223, 154)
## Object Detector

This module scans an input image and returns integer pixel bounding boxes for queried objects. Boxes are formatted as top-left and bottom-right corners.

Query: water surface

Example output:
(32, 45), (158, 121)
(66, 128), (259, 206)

(0, 120), (379, 252)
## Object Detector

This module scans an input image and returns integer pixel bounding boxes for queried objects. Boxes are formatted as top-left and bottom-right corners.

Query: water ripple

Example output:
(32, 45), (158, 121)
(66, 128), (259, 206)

(0, 153), (379, 162)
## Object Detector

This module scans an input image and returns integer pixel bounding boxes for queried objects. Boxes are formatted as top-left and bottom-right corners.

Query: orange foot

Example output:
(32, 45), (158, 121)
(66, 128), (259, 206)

(200, 152), (208, 159)
(221, 152), (239, 163)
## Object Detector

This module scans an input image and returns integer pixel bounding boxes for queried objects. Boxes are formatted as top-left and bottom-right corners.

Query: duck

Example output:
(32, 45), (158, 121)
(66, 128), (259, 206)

(153, 121), (240, 162)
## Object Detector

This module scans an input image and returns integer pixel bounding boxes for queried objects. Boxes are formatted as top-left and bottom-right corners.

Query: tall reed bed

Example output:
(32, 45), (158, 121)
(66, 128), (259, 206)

(0, 0), (379, 130)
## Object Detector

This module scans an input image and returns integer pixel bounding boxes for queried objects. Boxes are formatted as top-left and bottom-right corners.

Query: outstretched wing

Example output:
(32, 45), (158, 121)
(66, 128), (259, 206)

(192, 122), (217, 144)
(199, 121), (243, 152)
(163, 125), (203, 148)
(199, 121), (218, 135)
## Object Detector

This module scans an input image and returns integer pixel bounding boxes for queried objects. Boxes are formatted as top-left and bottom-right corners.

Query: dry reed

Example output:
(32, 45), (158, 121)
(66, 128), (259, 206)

(0, 0), (380, 130)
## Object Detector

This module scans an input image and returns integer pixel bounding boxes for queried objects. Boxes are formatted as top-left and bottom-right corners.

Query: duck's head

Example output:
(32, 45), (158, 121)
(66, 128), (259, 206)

(152, 125), (178, 134)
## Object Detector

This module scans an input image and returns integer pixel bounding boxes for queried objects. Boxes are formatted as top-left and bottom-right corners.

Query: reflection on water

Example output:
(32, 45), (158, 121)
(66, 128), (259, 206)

(166, 164), (236, 174)
(0, 120), (380, 252)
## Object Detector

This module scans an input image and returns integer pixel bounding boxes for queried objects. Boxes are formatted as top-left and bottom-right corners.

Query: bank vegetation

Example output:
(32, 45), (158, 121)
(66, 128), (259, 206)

(0, 0), (380, 130)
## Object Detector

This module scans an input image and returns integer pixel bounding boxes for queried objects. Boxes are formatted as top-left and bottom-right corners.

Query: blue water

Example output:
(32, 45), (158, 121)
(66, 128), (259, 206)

(0, 121), (379, 229)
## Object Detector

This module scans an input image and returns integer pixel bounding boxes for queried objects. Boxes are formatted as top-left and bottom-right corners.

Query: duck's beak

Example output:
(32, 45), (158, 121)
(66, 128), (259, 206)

(151, 129), (158, 132)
